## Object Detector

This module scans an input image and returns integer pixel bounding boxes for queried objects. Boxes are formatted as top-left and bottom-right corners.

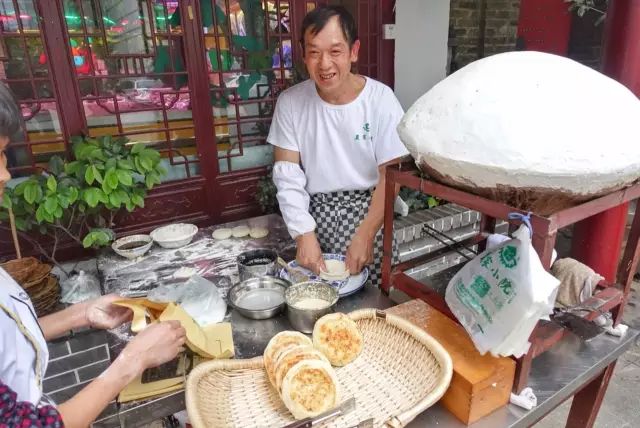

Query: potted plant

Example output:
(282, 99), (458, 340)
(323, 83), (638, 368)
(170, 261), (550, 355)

(0, 135), (166, 275)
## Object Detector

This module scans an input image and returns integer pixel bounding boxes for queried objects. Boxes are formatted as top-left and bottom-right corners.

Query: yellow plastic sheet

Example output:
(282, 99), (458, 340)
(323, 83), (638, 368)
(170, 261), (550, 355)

(158, 302), (234, 359)
(113, 298), (235, 402)
(113, 299), (234, 358)
(113, 299), (168, 333)
(119, 376), (185, 402)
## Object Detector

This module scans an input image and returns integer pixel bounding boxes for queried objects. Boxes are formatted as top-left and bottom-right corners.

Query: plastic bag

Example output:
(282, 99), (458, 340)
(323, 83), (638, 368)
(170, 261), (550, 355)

(147, 275), (227, 326)
(60, 270), (102, 304)
(486, 233), (557, 267)
(445, 225), (560, 357)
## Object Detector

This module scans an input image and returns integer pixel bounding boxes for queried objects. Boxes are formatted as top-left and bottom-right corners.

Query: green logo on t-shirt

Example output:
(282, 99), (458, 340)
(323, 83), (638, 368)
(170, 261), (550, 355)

(355, 122), (371, 142)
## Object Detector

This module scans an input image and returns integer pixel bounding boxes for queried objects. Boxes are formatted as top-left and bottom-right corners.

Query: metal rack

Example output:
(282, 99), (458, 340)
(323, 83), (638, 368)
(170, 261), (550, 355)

(381, 162), (640, 392)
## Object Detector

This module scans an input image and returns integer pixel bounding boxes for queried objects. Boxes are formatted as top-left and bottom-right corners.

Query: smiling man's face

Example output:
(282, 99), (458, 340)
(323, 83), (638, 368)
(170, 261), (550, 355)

(303, 16), (360, 100)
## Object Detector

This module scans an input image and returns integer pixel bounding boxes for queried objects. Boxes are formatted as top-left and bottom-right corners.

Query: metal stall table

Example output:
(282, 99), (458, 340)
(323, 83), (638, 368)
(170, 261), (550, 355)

(93, 213), (639, 427)
(381, 162), (640, 401)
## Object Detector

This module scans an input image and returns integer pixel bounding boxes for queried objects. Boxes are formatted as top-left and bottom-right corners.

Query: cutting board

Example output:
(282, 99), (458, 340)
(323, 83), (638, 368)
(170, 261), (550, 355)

(387, 299), (515, 424)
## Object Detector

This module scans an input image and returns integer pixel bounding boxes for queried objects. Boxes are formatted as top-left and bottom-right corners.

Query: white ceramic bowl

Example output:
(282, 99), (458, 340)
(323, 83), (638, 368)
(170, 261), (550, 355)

(150, 223), (198, 249)
(112, 234), (153, 259)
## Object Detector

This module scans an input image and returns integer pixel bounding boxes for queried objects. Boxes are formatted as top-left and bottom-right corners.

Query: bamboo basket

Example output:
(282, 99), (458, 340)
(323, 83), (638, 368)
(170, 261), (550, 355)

(30, 275), (60, 316)
(1, 257), (41, 284)
(22, 263), (53, 289)
(186, 309), (453, 428)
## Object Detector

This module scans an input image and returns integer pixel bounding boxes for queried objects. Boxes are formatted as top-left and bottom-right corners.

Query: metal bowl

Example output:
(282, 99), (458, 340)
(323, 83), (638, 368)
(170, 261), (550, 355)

(285, 281), (339, 333)
(229, 276), (290, 320)
(236, 248), (278, 282)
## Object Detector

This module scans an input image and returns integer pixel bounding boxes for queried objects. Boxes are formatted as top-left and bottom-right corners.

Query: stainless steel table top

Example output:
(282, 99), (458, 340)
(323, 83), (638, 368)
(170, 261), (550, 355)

(96, 283), (637, 427)
(411, 327), (638, 427)
(95, 284), (394, 427)
(94, 214), (639, 427)
(231, 282), (395, 359)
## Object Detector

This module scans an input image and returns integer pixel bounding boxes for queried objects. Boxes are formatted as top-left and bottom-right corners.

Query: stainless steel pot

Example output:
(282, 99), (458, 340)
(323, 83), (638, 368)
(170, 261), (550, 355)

(285, 281), (339, 333)
(236, 248), (278, 282)
(228, 276), (290, 320)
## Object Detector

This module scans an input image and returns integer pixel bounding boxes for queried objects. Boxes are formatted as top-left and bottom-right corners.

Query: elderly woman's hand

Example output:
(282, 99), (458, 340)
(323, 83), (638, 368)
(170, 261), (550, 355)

(121, 321), (187, 371)
(83, 294), (132, 330)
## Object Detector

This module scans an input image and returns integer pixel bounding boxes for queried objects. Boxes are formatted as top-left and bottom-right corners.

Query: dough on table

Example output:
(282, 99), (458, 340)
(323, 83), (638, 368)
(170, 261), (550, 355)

(232, 225), (250, 238)
(320, 259), (349, 281)
(281, 359), (340, 419)
(173, 266), (196, 279)
(212, 228), (232, 240)
(313, 313), (363, 366)
(249, 227), (269, 239)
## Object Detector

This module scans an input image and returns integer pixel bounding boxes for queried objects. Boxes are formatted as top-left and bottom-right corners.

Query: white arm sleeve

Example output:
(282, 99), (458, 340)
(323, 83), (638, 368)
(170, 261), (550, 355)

(273, 161), (316, 239)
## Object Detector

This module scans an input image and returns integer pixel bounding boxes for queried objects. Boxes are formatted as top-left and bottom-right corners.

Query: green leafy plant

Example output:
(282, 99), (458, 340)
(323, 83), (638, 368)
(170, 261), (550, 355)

(398, 187), (440, 214)
(0, 135), (166, 272)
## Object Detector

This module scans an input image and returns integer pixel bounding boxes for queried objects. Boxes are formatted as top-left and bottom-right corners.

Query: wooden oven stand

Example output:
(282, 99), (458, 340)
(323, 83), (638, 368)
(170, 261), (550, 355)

(381, 163), (640, 393)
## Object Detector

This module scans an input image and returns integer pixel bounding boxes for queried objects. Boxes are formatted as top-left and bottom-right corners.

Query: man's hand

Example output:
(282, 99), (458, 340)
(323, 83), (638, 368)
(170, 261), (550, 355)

(345, 229), (375, 274)
(295, 232), (326, 274)
(84, 294), (132, 330)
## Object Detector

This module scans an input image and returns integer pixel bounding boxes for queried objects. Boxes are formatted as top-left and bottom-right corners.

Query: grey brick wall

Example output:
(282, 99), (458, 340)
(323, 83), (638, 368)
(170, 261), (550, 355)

(449, 0), (522, 71)
(449, 0), (608, 72)
(44, 329), (118, 422)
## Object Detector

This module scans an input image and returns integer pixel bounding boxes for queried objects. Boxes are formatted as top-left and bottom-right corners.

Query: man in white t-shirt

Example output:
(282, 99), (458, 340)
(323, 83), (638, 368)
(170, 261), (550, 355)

(268, 5), (408, 286)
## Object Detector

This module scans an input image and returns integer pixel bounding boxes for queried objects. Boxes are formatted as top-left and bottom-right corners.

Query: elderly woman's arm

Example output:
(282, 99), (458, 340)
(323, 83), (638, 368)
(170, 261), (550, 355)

(38, 294), (131, 340)
(57, 321), (186, 428)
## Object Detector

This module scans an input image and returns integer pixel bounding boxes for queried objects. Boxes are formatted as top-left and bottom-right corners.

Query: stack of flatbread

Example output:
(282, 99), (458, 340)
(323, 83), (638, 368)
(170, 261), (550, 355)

(264, 313), (364, 419)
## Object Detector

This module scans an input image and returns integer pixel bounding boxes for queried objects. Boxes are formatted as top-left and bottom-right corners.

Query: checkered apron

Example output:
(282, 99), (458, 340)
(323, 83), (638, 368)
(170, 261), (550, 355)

(309, 189), (398, 288)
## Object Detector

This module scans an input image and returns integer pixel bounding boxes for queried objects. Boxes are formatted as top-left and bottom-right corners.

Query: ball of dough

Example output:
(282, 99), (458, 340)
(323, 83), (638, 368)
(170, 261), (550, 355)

(249, 227), (269, 239)
(320, 259), (349, 280)
(231, 225), (250, 238)
(212, 228), (232, 240)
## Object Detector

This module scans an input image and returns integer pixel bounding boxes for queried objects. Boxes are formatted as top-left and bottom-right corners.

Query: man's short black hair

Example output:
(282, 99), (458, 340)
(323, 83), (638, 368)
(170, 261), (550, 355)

(300, 5), (358, 51)
(0, 84), (21, 138)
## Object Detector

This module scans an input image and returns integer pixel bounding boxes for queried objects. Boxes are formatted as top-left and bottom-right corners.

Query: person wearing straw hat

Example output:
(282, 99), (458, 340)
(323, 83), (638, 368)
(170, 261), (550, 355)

(269, 5), (408, 286)
(0, 84), (186, 427)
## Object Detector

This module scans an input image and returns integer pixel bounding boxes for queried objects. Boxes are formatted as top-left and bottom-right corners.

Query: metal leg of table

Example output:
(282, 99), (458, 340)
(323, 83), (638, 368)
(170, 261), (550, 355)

(514, 352), (533, 394)
(565, 361), (617, 428)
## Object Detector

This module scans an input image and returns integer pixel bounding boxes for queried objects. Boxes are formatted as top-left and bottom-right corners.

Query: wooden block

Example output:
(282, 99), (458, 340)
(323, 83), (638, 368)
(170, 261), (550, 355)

(387, 299), (515, 424)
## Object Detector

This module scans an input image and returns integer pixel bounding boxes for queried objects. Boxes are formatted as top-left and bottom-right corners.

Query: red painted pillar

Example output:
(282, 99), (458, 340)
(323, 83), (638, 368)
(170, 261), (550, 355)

(571, 0), (640, 282)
